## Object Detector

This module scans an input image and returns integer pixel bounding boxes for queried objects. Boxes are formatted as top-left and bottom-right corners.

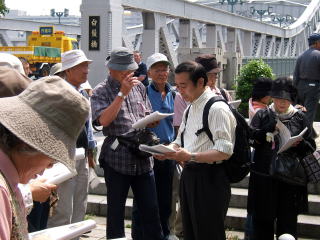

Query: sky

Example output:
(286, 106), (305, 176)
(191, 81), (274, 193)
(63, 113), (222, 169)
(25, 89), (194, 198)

(5, 0), (82, 16)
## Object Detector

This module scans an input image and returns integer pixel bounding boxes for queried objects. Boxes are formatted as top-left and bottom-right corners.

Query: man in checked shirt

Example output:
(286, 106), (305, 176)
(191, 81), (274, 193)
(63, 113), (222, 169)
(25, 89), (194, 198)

(91, 47), (164, 240)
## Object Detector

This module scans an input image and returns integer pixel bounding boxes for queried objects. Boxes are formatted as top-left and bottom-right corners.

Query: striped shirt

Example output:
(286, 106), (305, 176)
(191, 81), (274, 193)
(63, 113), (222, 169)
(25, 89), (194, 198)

(174, 88), (236, 157)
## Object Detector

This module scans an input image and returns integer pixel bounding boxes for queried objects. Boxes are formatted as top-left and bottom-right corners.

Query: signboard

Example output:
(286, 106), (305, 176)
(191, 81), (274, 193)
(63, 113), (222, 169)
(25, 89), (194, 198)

(89, 16), (100, 51)
(40, 26), (54, 35)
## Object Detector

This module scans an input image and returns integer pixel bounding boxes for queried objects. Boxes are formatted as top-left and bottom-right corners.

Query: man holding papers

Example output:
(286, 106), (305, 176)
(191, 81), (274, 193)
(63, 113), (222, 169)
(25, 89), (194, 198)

(248, 77), (315, 239)
(91, 48), (164, 240)
(157, 61), (236, 240)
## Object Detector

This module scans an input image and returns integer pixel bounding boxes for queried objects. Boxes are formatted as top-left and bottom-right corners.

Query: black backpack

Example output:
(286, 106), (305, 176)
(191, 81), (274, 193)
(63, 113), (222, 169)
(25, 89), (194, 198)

(183, 96), (251, 183)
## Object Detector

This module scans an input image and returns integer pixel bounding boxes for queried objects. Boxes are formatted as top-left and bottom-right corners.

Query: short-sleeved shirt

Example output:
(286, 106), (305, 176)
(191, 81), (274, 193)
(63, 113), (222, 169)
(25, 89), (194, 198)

(91, 76), (153, 175)
(173, 92), (189, 127)
(147, 82), (175, 143)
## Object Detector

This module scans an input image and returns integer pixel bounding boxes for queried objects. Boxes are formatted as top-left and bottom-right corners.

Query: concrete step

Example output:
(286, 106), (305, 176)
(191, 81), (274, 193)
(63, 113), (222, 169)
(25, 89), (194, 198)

(89, 178), (320, 216)
(86, 194), (320, 239)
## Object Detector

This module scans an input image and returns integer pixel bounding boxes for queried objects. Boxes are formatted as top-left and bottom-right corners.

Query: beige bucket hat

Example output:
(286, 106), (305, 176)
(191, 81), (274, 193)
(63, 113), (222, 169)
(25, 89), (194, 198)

(0, 76), (90, 172)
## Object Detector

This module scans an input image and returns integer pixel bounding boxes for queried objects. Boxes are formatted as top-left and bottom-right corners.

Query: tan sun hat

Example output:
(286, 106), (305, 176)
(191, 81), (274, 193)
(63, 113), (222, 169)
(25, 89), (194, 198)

(0, 76), (90, 172)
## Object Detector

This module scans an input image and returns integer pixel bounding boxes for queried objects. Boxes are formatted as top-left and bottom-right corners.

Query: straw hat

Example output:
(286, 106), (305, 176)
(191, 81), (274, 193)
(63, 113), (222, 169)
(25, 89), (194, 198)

(61, 50), (92, 72)
(0, 66), (32, 97)
(0, 76), (90, 171)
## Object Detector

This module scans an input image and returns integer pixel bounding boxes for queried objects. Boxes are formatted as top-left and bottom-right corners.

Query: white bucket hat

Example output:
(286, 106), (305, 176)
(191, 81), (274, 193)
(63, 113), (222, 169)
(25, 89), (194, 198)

(146, 53), (170, 70)
(61, 50), (92, 72)
(0, 53), (25, 75)
(0, 76), (90, 172)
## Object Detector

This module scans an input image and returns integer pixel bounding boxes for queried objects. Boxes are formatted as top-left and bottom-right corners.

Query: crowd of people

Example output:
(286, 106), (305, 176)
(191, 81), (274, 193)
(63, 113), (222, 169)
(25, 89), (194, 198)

(0, 32), (319, 240)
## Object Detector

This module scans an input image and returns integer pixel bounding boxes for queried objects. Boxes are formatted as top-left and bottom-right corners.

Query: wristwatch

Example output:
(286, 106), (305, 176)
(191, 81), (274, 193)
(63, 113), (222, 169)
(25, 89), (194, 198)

(117, 91), (126, 99)
(190, 153), (197, 162)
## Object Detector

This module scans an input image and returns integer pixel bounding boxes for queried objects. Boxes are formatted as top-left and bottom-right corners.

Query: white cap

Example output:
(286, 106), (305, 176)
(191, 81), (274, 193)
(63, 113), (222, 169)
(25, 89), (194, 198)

(278, 234), (295, 240)
(61, 50), (92, 71)
(146, 53), (170, 70)
(0, 53), (25, 75)
(80, 80), (92, 90)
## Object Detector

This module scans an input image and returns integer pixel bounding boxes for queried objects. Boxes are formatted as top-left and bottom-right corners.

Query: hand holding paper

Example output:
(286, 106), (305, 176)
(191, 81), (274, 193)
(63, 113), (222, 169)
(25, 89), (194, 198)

(132, 111), (174, 129)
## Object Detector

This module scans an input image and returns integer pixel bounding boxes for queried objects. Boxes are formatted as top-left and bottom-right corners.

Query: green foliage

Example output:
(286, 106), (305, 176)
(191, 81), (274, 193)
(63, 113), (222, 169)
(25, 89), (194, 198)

(0, 0), (9, 16)
(235, 59), (273, 116)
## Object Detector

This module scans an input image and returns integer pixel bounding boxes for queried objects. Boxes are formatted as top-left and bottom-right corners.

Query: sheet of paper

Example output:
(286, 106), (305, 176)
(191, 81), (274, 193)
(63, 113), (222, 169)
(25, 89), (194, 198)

(277, 126), (308, 153)
(228, 99), (241, 109)
(132, 111), (174, 129)
(139, 144), (176, 156)
(40, 163), (77, 185)
(29, 219), (96, 240)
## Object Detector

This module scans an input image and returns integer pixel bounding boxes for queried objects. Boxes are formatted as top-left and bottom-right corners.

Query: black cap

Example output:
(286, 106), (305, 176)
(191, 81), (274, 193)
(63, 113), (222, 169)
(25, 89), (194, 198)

(308, 33), (320, 46)
(270, 77), (297, 102)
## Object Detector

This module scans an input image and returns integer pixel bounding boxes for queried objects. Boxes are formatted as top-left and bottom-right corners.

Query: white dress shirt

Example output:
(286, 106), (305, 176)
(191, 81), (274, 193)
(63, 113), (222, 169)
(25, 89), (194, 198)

(174, 88), (236, 157)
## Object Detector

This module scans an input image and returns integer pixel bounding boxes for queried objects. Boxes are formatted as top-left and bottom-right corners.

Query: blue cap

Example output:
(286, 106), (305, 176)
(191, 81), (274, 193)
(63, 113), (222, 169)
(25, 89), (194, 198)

(308, 33), (320, 45)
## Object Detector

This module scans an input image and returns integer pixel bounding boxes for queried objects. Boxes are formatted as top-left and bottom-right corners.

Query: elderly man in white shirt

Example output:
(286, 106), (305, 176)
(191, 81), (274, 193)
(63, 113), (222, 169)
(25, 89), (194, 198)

(159, 61), (236, 240)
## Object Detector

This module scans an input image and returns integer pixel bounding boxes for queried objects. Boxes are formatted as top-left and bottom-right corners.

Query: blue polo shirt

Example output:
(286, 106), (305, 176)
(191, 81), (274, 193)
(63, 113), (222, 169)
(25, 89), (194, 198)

(147, 82), (175, 144)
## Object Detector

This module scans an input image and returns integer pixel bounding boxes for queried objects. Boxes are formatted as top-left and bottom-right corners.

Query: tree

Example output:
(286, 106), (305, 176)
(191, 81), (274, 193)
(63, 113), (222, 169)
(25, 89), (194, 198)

(0, 0), (9, 16)
(235, 59), (273, 117)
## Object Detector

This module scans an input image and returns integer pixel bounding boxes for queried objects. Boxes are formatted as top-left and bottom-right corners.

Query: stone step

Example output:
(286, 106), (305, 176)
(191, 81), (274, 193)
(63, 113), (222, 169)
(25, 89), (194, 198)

(89, 178), (320, 216)
(86, 194), (320, 239)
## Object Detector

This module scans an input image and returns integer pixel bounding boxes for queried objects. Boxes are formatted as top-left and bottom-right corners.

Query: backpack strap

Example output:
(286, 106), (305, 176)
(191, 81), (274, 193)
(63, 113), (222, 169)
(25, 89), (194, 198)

(195, 96), (228, 143)
(181, 104), (191, 148)
(219, 88), (228, 101)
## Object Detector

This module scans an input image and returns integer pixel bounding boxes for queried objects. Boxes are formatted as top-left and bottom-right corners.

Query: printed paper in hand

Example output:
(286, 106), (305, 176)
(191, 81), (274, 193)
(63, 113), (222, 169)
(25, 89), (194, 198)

(29, 219), (96, 240)
(132, 111), (174, 129)
(228, 99), (241, 109)
(276, 120), (308, 153)
(139, 144), (177, 156)
(41, 163), (77, 185)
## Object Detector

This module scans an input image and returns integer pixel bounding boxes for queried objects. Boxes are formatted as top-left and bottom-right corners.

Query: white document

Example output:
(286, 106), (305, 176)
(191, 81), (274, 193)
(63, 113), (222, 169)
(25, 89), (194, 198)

(276, 120), (308, 153)
(139, 144), (177, 156)
(228, 99), (241, 109)
(132, 111), (174, 129)
(29, 219), (96, 240)
(40, 163), (77, 185)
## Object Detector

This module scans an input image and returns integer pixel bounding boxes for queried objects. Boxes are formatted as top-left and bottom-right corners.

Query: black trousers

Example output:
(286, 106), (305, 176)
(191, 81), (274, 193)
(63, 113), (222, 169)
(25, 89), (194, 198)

(132, 159), (175, 239)
(251, 180), (299, 240)
(180, 163), (230, 240)
(104, 165), (164, 240)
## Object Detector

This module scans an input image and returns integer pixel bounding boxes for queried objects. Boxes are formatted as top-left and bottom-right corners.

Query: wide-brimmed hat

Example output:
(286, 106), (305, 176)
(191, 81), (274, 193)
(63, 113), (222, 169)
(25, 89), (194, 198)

(0, 66), (32, 97)
(146, 53), (170, 70)
(195, 54), (221, 73)
(0, 76), (89, 172)
(61, 50), (92, 72)
(50, 63), (63, 76)
(252, 77), (272, 99)
(107, 47), (138, 71)
(0, 53), (25, 75)
(270, 77), (297, 102)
